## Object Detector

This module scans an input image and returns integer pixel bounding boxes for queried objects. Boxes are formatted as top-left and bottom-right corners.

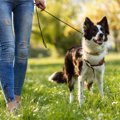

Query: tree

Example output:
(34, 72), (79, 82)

(31, 0), (81, 56)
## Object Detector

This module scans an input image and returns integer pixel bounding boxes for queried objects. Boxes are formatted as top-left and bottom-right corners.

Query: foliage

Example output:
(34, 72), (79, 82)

(0, 53), (120, 119)
(31, 0), (81, 56)
(31, 0), (120, 57)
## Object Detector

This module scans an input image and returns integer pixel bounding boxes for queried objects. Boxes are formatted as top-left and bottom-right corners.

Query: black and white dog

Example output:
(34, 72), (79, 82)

(48, 17), (109, 105)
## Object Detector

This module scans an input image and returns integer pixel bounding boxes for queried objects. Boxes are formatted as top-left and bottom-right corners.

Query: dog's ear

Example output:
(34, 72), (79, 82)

(83, 17), (94, 40)
(83, 17), (94, 29)
(97, 16), (109, 34)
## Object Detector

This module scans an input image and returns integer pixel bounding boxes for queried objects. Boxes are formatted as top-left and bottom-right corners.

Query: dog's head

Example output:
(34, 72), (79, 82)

(83, 16), (109, 46)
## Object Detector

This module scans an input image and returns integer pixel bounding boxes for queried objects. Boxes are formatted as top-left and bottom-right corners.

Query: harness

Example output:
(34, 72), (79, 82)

(84, 58), (105, 78)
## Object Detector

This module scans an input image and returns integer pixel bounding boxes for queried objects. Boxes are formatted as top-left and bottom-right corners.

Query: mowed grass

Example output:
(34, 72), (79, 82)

(0, 53), (120, 120)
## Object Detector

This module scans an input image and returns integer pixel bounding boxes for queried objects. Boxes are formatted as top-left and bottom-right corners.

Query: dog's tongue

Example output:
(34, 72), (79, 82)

(96, 38), (103, 45)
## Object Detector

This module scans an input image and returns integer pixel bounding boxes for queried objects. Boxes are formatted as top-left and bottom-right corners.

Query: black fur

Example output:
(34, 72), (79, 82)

(49, 46), (83, 91)
(50, 71), (67, 83)
(83, 17), (98, 40)
(97, 16), (109, 41)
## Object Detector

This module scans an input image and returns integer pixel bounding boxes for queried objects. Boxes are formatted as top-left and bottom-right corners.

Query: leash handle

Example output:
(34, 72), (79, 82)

(36, 7), (47, 48)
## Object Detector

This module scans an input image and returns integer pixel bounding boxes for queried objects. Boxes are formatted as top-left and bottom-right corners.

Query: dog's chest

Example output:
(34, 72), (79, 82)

(81, 62), (104, 82)
(83, 51), (107, 65)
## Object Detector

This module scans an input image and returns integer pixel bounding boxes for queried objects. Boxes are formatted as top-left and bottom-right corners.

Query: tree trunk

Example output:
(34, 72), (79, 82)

(113, 30), (120, 52)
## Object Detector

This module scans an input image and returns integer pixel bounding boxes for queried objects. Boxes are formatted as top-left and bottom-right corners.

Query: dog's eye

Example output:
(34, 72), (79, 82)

(100, 28), (103, 31)
(100, 27), (104, 32)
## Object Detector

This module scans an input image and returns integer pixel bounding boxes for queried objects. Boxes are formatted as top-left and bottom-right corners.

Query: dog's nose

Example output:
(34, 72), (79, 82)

(99, 33), (103, 38)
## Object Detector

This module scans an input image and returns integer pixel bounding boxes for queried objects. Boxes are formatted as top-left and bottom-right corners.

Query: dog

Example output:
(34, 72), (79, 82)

(48, 16), (109, 105)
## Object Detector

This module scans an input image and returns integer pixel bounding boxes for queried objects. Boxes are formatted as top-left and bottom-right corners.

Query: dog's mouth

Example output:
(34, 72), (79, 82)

(93, 37), (104, 45)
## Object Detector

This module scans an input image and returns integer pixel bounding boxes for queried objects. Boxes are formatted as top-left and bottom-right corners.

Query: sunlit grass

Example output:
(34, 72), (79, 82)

(0, 53), (120, 120)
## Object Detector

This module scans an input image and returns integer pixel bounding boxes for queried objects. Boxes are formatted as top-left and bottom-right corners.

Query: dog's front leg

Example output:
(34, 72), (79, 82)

(68, 78), (75, 103)
(78, 76), (84, 106)
(96, 78), (104, 99)
(96, 67), (104, 99)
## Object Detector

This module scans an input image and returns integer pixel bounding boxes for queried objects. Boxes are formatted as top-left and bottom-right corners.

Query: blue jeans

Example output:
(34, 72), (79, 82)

(0, 0), (34, 103)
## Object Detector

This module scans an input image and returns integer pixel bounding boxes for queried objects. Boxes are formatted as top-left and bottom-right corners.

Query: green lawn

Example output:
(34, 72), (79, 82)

(0, 53), (120, 120)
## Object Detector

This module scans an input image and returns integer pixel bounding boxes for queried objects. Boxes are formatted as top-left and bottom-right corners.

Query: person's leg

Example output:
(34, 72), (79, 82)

(0, 1), (17, 111)
(13, 0), (34, 103)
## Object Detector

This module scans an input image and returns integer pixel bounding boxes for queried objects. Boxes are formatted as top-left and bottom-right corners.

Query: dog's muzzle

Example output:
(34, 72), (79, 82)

(93, 33), (104, 45)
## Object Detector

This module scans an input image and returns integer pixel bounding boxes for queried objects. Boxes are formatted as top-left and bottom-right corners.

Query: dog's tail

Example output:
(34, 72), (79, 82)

(48, 71), (67, 84)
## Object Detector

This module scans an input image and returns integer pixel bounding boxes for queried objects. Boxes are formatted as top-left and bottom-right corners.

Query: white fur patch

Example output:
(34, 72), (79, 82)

(70, 92), (74, 103)
(48, 72), (57, 82)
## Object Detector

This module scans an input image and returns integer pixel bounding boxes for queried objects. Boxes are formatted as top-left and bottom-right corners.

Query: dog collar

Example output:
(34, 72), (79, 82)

(84, 58), (105, 67)
(83, 58), (105, 79)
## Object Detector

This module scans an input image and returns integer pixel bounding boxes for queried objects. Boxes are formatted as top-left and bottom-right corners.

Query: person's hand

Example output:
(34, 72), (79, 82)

(35, 0), (46, 10)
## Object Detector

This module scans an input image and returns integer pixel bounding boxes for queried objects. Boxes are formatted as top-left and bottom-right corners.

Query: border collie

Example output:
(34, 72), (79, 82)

(48, 17), (109, 105)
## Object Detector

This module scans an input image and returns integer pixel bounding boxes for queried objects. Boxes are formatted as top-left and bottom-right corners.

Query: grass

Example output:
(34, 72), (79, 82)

(0, 53), (120, 120)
